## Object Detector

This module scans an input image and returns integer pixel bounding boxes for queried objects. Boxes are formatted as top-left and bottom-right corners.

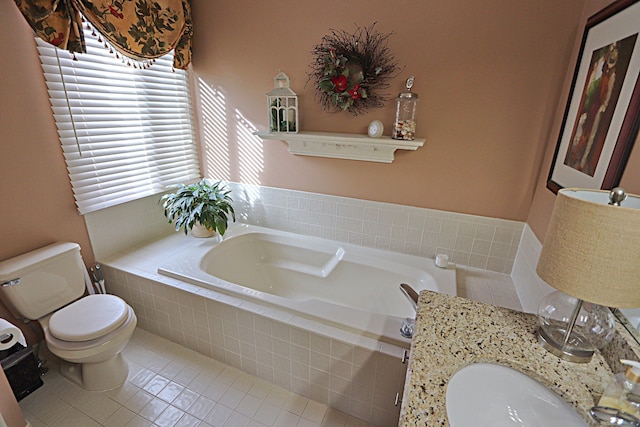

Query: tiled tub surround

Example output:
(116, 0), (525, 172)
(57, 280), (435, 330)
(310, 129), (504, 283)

(511, 224), (556, 313)
(84, 182), (524, 274)
(226, 183), (523, 275)
(101, 235), (412, 426)
(399, 291), (616, 427)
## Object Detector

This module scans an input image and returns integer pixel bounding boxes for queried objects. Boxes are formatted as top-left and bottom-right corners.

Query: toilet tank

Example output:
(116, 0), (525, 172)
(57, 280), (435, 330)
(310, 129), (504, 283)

(0, 242), (86, 320)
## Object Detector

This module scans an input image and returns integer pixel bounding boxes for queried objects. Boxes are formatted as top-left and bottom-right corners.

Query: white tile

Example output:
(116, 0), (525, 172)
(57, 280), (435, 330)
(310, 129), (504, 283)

(172, 388), (200, 411)
(88, 397), (122, 423)
(157, 381), (185, 403)
(125, 415), (153, 426)
(129, 368), (157, 388)
(104, 406), (137, 427)
(247, 379), (273, 400)
(202, 378), (230, 401)
(265, 386), (291, 408)
(273, 409), (301, 426)
(185, 395), (214, 419)
(202, 403), (232, 425)
(138, 397), (169, 422)
(283, 394), (309, 416)
(143, 374), (171, 395)
(232, 373), (256, 393)
(174, 413), (202, 427)
(153, 405), (185, 427)
(106, 382), (140, 405)
(219, 386), (246, 409)
(224, 411), (252, 427)
(49, 406), (93, 427)
(236, 394), (262, 417)
(253, 402), (281, 425)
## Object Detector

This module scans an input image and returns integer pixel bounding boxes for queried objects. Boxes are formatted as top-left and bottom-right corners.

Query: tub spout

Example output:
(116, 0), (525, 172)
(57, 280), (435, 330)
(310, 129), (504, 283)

(399, 283), (420, 339)
(400, 283), (419, 312)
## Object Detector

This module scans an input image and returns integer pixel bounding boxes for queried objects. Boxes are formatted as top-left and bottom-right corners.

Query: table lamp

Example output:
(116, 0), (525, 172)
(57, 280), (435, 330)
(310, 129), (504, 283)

(536, 188), (640, 363)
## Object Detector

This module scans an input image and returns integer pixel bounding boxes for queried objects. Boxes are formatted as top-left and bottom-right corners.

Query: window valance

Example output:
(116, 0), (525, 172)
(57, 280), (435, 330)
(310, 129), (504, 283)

(14, 0), (192, 69)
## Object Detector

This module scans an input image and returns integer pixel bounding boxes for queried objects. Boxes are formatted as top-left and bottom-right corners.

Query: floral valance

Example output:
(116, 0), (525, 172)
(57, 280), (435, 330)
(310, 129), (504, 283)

(13, 0), (192, 69)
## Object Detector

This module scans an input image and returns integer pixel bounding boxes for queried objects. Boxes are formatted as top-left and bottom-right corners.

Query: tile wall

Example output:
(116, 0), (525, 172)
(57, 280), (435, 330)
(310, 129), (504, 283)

(85, 182), (524, 274)
(228, 183), (524, 274)
(511, 224), (555, 313)
(102, 261), (408, 426)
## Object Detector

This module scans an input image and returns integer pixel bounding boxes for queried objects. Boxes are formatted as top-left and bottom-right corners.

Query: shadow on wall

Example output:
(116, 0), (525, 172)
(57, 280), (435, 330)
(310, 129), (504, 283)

(197, 77), (264, 184)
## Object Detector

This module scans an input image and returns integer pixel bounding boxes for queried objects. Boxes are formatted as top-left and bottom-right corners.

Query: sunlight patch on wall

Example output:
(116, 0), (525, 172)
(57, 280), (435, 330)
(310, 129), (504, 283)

(196, 77), (265, 188)
(197, 77), (231, 180)
(235, 109), (263, 185)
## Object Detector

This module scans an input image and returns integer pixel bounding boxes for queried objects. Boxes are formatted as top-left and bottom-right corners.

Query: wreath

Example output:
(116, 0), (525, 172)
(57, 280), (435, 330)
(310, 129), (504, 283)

(309, 23), (400, 115)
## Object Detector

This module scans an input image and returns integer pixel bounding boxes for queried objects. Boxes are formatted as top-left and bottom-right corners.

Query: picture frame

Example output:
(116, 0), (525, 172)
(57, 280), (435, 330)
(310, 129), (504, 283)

(547, 0), (640, 193)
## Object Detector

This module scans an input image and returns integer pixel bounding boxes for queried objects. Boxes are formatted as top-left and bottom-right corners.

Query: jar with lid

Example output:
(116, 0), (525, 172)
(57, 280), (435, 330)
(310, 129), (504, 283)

(392, 76), (419, 140)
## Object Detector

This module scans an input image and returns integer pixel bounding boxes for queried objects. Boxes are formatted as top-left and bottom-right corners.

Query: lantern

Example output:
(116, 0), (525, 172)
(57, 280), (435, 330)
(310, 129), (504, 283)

(267, 71), (298, 133)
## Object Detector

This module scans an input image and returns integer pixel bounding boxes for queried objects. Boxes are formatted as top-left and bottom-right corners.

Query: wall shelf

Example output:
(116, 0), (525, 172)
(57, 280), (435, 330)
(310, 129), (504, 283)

(255, 131), (425, 163)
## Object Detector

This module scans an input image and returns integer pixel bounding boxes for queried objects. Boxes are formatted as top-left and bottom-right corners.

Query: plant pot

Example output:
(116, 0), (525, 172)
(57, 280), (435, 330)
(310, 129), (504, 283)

(191, 222), (216, 238)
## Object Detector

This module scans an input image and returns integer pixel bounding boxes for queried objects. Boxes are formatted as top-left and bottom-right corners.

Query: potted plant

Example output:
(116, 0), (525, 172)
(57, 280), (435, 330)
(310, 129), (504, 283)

(160, 179), (235, 238)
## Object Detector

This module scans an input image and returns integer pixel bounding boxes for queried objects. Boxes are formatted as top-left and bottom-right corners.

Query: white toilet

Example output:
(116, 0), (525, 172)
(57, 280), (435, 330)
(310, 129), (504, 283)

(0, 242), (136, 391)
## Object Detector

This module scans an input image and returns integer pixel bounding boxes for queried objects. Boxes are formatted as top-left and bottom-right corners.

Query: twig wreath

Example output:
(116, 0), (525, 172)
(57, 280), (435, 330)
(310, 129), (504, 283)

(309, 23), (400, 115)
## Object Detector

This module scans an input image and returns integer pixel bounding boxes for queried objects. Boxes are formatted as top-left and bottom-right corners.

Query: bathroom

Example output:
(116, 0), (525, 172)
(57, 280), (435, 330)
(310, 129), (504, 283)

(2, 0), (640, 426)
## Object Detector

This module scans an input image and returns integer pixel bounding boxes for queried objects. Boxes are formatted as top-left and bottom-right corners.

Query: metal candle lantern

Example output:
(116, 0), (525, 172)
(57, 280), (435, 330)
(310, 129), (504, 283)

(392, 76), (418, 140)
(267, 71), (298, 133)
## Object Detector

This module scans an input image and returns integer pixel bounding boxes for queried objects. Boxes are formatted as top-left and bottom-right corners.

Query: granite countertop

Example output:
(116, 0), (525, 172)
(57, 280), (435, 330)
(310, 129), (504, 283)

(398, 291), (614, 426)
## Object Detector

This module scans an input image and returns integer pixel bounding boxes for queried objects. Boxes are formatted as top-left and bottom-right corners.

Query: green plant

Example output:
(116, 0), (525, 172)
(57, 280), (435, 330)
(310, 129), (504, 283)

(160, 179), (235, 236)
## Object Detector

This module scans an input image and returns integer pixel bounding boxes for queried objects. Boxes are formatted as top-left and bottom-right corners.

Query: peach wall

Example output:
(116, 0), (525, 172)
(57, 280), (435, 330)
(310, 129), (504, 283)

(527, 0), (640, 241)
(191, 0), (587, 221)
(0, 0), (93, 343)
(3, 0), (634, 342)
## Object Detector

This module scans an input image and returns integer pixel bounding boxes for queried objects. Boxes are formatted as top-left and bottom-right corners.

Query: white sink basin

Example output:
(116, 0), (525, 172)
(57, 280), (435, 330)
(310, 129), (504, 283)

(446, 363), (588, 426)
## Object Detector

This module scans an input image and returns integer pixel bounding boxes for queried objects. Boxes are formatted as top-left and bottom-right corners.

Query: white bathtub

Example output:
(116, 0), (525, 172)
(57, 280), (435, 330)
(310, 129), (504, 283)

(158, 224), (457, 345)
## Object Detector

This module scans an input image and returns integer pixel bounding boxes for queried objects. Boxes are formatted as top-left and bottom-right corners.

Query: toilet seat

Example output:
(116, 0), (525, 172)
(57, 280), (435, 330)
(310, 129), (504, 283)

(45, 304), (136, 351)
(49, 294), (129, 341)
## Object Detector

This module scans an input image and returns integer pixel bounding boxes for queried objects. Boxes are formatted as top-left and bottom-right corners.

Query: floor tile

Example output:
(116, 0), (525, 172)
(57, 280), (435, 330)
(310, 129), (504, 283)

(18, 328), (378, 427)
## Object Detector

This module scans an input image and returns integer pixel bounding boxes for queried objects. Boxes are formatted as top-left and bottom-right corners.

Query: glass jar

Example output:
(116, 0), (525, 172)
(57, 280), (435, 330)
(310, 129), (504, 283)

(392, 76), (418, 141)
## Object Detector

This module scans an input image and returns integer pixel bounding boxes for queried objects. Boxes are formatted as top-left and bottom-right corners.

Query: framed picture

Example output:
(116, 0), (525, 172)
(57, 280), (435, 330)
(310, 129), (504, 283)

(547, 0), (640, 193)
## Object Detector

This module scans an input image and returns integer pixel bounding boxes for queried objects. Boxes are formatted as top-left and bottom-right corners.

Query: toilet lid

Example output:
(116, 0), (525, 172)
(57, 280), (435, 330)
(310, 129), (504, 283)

(49, 294), (129, 342)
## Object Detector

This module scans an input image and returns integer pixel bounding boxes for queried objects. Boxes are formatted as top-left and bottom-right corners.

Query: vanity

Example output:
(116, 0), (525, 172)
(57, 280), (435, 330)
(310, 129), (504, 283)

(398, 291), (640, 426)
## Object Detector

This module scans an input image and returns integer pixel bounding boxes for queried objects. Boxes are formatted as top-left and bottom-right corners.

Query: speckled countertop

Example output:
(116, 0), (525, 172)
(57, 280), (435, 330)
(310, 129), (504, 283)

(398, 291), (615, 426)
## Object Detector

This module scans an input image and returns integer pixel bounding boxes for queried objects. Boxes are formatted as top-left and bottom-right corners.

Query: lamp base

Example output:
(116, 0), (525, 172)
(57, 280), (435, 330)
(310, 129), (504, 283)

(537, 291), (615, 363)
(537, 325), (594, 363)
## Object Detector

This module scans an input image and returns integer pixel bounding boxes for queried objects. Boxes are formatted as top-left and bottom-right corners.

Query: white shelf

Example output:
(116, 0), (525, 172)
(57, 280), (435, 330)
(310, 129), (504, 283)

(255, 131), (425, 163)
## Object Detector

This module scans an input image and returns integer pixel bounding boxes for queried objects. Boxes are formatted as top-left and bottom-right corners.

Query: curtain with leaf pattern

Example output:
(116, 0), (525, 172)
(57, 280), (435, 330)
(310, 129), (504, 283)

(13, 0), (192, 69)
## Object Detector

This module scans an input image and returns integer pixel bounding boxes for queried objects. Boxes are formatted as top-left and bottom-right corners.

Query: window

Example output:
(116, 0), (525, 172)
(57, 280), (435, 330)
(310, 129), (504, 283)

(35, 28), (200, 215)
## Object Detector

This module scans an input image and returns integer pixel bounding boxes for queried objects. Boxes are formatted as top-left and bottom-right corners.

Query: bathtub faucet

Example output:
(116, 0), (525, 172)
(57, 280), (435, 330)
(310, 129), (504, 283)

(399, 283), (420, 338)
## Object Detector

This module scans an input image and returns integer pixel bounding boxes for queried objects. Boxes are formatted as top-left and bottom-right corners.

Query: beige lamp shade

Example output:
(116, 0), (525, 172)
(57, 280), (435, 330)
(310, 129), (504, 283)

(536, 188), (640, 309)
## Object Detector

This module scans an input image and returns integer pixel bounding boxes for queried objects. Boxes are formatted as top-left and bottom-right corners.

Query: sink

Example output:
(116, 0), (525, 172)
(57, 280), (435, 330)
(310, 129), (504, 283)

(446, 363), (587, 426)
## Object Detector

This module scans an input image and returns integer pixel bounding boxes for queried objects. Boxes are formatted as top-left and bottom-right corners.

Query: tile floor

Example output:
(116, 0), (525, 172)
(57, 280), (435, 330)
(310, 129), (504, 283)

(19, 328), (377, 427)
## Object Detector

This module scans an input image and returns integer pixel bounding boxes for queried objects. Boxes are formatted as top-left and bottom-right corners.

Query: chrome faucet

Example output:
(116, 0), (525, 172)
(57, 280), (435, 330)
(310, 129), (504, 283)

(590, 406), (640, 426)
(399, 283), (420, 338)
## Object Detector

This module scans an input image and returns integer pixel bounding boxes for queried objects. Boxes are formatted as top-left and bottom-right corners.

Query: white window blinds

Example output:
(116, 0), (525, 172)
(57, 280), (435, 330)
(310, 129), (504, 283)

(36, 31), (200, 215)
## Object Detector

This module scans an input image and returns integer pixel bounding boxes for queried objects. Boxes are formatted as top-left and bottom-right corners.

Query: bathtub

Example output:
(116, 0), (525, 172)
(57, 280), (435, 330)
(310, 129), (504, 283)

(158, 224), (457, 345)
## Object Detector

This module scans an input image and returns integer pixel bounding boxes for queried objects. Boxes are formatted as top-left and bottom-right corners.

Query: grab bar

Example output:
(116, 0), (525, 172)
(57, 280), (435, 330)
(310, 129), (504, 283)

(400, 283), (419, 312)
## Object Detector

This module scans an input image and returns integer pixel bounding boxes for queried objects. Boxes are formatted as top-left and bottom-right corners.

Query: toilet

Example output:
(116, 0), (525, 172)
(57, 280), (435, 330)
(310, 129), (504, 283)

(0, 242), (136, 391)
